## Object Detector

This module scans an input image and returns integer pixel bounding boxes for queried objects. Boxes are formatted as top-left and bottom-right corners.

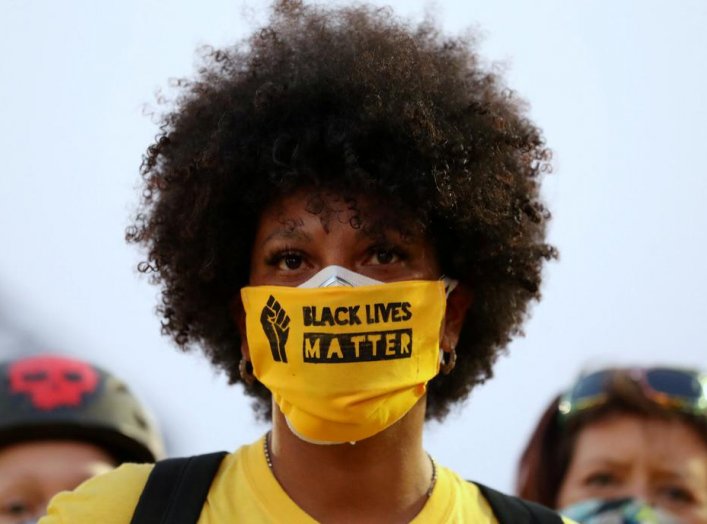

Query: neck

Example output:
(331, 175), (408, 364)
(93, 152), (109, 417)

(268, 398), (433, 524)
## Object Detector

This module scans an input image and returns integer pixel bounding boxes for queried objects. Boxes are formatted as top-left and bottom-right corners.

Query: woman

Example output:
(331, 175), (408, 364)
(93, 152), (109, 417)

(0, 354), (163, 524)
(516, 367), (707, 523)
(44, 1), (562, 522)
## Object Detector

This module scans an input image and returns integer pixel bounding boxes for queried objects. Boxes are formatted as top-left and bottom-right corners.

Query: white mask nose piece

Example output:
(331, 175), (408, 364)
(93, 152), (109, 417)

(318, 275), (356, 288)
(298, 265), (383, 288)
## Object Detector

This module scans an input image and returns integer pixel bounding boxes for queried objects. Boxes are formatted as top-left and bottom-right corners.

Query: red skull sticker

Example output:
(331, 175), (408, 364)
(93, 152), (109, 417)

(8, 355), (100, 411)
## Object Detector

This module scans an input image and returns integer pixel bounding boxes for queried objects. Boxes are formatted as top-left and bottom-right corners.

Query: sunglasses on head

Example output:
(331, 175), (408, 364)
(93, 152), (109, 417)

(558, 367), (707, 421)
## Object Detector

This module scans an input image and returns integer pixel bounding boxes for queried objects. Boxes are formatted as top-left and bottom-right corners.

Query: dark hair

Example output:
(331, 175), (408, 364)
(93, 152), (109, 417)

(516, 371), (707, 507)
(126, 0), (556, 419)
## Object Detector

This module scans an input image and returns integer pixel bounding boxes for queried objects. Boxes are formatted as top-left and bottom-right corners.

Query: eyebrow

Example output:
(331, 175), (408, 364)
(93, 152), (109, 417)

(650, 466), (693, 482)
(263, 227), (312, 244)
(578, 457), (629, 470)
(0, 475), (38, 496)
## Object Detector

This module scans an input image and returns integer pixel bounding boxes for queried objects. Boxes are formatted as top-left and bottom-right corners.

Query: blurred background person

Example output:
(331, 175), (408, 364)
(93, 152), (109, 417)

(516, 366), (707, 523)
(0, 354), (164, 524)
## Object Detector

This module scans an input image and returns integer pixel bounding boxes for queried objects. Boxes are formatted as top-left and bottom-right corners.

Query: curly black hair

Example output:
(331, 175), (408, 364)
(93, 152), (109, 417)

(126, 0), (557, 420)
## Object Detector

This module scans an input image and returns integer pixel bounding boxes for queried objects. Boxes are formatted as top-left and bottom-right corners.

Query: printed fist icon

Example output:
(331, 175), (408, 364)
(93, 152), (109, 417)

(260, 295), (290, 362)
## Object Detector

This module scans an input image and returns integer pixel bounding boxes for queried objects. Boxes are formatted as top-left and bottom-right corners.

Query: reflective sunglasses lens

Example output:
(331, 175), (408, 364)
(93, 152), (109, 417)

(645, 368), (702, 401)
(571, 370), (612, 403)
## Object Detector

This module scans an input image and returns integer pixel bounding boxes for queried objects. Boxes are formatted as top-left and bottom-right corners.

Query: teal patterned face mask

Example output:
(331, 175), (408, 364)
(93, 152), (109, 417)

(560, 498), (682, 524)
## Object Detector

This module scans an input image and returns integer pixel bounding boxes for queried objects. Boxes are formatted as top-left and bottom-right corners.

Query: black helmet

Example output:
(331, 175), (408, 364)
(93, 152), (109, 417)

(0, 354), (164, 463)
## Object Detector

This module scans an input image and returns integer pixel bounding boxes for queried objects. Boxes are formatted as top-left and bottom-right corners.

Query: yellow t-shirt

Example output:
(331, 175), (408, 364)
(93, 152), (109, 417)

(41, 436), (567, 523)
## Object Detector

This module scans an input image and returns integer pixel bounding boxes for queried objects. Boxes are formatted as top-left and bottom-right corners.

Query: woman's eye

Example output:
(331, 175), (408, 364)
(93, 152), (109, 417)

(657, 484), (696, 505)
(368, 246), (402, 265)
(375, 249), (395, 264)
(266, 250), (305, 271)
(280, 253), (303, 270)
(1, 500), (31, 517)
(584, 471), (618, 488)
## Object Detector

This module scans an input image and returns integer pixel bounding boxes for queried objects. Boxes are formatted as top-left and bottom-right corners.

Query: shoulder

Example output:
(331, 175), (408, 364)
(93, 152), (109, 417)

(40, 462), (153, 524)
(469, 480), (573, 524)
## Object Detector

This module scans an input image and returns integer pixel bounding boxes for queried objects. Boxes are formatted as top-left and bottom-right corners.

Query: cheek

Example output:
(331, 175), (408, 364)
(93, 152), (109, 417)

(556, 472), (588, 509)
(39, 460), (115, 500)
(82, 460), (115, 479)
(556, 459), (621, 508)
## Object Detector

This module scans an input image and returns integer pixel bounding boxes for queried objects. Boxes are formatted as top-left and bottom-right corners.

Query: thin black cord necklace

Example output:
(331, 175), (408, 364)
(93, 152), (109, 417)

(263, 431), (438, 497)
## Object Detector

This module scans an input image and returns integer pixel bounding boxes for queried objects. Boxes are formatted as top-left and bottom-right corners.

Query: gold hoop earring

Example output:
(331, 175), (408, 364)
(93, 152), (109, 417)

(239, 358), (255, 386)
(440, 347), (457, 375)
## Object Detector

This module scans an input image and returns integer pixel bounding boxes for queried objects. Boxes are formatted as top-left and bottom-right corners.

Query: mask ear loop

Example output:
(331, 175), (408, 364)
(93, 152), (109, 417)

(439, 346), (457, 375)
(239, 358), (256, 386)
(438, 275), (459, 374)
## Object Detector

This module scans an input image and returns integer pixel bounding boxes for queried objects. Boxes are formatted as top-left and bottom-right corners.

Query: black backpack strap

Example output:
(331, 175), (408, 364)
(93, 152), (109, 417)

(473, 482), (563, 524)
(130, 451), (228, 524)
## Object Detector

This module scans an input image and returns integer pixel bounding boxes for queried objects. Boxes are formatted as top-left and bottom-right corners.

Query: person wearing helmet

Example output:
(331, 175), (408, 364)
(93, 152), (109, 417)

(0, 354), (164, 524)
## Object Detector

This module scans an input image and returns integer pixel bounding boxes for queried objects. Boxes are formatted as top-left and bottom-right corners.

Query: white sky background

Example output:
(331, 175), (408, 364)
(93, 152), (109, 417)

(1, 0), (706, 493)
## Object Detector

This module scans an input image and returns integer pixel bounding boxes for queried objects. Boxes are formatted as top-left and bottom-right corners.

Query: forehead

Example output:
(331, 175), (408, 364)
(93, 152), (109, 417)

(0, 440), (115, 488)
(258, 188), (426, 240)
(574, 414), (707, 469)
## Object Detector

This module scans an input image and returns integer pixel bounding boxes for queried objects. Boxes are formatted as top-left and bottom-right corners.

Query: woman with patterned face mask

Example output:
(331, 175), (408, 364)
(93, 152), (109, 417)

(0, 354), (163, 524)
(43, 1), (566, 522)
(516, 367), (707, 523)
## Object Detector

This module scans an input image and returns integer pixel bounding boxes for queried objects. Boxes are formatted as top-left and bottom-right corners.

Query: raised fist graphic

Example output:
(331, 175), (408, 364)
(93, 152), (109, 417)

(260, 295), (290, 362)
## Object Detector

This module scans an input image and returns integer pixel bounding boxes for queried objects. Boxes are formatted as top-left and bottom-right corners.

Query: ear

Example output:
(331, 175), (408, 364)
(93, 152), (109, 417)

(441, 283), (473, 352)
(230, 296), (251, 361)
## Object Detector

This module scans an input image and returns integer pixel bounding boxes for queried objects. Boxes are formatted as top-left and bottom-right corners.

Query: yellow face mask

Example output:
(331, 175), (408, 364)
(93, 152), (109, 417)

(240, 274), (446, 444)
